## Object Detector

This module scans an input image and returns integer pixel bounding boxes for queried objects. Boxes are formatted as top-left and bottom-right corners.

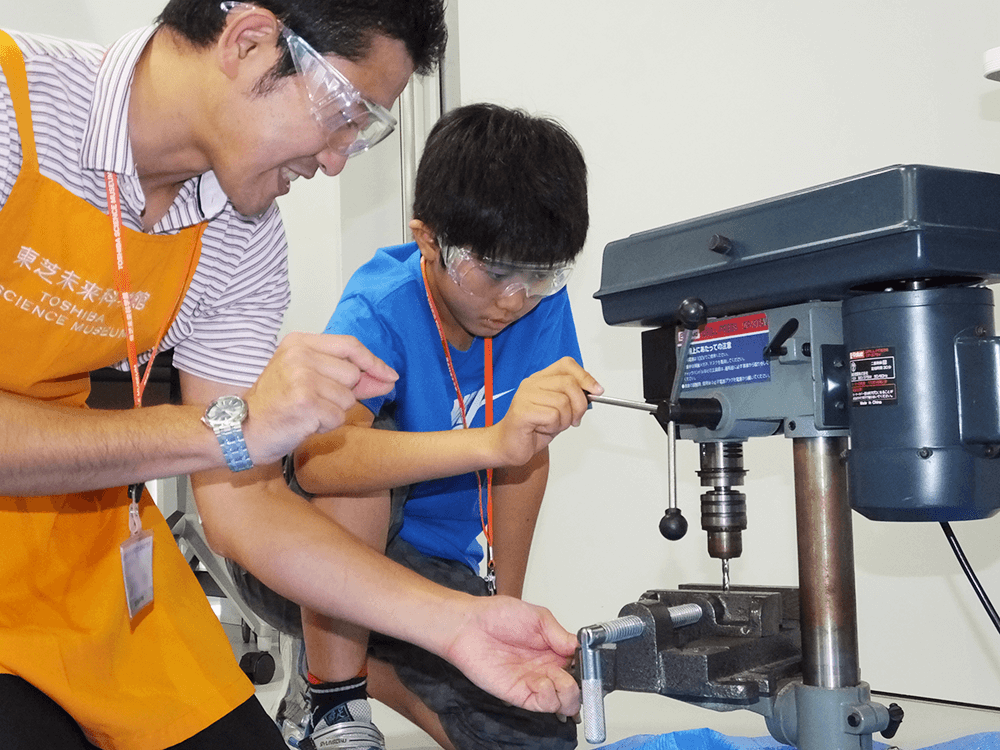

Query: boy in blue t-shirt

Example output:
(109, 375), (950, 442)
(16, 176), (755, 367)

(281, 103), (597, 750)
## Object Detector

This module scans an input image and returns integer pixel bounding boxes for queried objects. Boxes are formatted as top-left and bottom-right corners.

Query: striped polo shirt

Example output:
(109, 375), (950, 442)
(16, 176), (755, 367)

(0, 26), (292, 388)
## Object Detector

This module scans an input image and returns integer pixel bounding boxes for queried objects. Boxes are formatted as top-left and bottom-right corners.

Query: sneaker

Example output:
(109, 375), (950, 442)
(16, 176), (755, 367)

(276, 639), (311, 746)
(297, 700), (386, 750)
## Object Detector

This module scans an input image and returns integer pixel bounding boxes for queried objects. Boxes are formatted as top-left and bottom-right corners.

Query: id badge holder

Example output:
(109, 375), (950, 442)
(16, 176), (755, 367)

(484, 554), (497, 596)
(120, 483), (154, 620)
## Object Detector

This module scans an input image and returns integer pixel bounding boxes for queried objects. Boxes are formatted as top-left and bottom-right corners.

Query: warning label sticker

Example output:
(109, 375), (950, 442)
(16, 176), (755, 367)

(682, 312), (771, 390)
(849, 347), (897, 406)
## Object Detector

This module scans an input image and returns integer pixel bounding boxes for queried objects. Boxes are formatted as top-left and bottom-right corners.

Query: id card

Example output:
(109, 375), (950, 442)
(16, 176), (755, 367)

(121, 529), (154, 620)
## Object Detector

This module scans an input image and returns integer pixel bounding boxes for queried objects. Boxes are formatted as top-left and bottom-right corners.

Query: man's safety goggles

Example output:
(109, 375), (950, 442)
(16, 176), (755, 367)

(280, 27), (397, 156)
(221, 2), (397, 156)
(441, 245), (573, 299)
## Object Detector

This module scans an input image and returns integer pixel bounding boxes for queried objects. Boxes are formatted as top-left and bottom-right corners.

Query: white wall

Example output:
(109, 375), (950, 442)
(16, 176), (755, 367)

(452, 0), (1000, 738)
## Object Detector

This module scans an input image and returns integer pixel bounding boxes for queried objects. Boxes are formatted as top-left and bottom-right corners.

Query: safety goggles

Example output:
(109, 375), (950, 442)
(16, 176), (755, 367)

(221, 2), (397, 156)
(440, 245), (574, 299)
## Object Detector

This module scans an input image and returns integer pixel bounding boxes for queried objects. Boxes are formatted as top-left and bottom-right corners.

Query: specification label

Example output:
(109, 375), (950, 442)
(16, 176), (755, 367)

(682, 312), (771, 390)
(849, 347), (897, 406)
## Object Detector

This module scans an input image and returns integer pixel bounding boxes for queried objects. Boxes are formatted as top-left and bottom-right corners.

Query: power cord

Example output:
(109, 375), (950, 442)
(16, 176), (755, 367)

(940, 521), (1000, 636)
(864, 525), (1000, 716)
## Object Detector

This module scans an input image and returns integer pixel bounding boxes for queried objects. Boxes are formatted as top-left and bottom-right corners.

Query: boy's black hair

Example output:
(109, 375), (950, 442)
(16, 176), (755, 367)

(156, 0), (447, 79)
(412, 103), (589, 267)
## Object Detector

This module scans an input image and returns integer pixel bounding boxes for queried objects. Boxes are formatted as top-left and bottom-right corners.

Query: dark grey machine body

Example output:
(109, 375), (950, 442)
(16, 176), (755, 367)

(586, 164), (1000, 750)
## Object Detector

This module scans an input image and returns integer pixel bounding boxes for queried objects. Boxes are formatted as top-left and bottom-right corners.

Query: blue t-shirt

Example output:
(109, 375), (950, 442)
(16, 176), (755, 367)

(325, 242), (582, 570)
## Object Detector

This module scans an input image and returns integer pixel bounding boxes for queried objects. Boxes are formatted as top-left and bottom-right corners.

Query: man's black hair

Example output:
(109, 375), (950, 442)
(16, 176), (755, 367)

(413, 103), (589, 267)
(157, 0), (447, 77)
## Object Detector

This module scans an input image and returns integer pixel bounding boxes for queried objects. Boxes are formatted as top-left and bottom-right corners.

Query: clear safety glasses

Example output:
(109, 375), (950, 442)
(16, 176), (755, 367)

(221, 2), (397, 157)
(280, 27), (397, 156)
(441, 245), (574, 299)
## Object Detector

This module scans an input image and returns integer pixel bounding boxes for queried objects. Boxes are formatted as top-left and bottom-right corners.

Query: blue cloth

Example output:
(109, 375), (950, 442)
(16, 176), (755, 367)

(325, 242), (582, 570)
(596, 729), (800, 750)
(597, 728), (1000, 750)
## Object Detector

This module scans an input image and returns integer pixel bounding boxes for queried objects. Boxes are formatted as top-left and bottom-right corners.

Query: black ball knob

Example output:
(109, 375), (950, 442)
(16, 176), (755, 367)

(676, 298), (707, 331)
(659, 508), (688, 540)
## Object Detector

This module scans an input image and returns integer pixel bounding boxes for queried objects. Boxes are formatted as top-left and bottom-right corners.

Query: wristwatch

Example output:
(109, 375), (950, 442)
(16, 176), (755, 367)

(202, 395), (253, 472)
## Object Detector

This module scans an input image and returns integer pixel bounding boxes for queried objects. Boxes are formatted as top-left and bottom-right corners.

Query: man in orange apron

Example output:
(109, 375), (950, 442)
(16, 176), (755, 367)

(0, 2), (591, 749)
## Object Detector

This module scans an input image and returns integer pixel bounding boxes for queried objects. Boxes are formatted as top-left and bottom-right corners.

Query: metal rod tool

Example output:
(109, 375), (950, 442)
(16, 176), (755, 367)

(586, 394), (658, 412)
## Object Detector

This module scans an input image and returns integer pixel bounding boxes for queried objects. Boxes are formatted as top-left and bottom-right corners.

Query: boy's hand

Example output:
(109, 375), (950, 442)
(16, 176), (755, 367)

(492, 357), (602, 466)
(443, 595), (581, 716)
(242, 332), (398, 466)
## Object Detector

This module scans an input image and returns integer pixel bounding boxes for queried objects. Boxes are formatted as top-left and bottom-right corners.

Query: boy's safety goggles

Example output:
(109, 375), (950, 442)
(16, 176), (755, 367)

(221, 2), (397, 157)
(440, 245), (574, 299)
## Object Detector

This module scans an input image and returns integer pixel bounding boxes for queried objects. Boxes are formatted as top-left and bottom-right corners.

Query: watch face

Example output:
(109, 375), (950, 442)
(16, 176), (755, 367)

(206, 395), (248, 423)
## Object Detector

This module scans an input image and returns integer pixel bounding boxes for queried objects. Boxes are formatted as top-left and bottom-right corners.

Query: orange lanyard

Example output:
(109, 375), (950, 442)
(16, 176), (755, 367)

(421, 257), (496, 594)
(104, 173), (192, 520)
(105, 172), (162, 408)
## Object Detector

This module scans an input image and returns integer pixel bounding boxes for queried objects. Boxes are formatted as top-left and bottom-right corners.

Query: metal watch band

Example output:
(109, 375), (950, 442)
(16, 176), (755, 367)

(216, 424), (253, 472)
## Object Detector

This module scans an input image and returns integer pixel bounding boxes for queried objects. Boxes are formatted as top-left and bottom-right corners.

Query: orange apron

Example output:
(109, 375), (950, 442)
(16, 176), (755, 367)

(0, 33), (254, 750)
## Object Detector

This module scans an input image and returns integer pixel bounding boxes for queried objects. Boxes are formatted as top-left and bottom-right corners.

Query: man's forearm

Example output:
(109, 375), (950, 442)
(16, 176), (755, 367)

(198, 468), (582, 717)
(0, 330), (401, 497)
(192, 462), (475, 654)
(0, 391), (221, 495)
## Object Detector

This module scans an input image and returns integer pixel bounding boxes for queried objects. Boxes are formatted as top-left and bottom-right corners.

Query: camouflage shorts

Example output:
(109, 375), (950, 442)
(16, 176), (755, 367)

(231, 529), (577, 750)
(369, 535), (578, 750)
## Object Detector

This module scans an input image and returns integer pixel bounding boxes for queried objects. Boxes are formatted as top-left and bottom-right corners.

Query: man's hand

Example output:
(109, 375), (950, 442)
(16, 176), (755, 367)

(241, 332), (398, 465)
(443, 595), (581, 716)
(490, 357), (603, 467)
